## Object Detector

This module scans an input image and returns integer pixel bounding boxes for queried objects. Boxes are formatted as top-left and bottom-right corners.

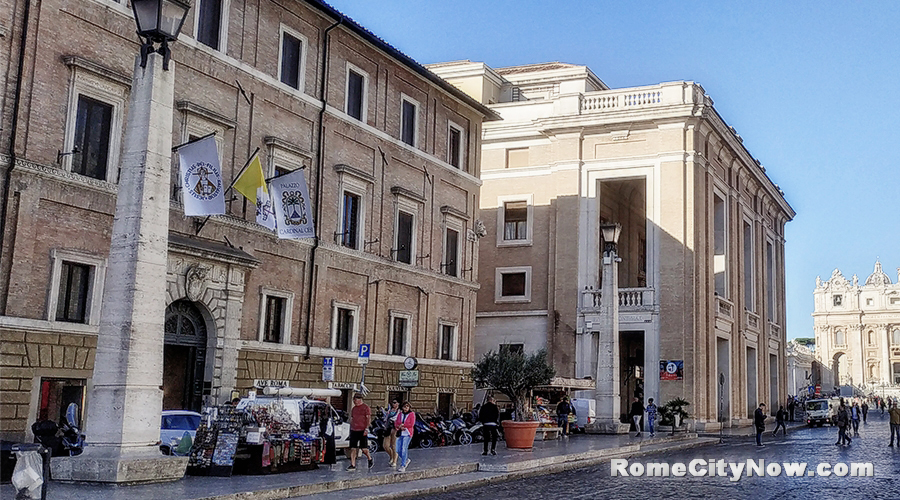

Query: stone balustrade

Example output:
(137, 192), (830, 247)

(579, 82), (704, 114)
(581, 287), (655, 311)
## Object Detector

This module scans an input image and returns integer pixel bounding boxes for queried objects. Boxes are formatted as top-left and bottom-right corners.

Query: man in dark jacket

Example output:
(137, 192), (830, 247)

(479, 396), (500, 456)
(836, 401), (851, 446)
(754, 403), (767, 446)
(773, 406), (787, 436)
(556, 397), (572, 436)
(630, 397), (645, 437)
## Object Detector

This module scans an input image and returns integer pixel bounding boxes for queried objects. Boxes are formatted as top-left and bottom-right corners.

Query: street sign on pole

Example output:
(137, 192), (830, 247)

(399, 370), (419, 387)
(358, 344), (370, 365)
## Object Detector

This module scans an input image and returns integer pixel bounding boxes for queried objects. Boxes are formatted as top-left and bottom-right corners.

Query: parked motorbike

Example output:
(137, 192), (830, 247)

(411, 413), (437, 449)
(31, 403), (84, 457)
(367, 406), (391, 454)
(448, 413), (473, 445)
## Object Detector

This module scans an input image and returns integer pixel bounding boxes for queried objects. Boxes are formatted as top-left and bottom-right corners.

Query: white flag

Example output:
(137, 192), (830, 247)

(256, 186), (276, 231)
(178, 135), (225, 216)
(270, 169), (315, 240)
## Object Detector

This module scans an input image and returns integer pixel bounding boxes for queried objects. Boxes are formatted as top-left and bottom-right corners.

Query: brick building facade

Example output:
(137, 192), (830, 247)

(0, 0), (496, 441)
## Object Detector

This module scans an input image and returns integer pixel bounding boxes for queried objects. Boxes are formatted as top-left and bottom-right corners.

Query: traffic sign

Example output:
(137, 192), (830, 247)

(358, 343), (371, 365)
(322, 357), (334, 381)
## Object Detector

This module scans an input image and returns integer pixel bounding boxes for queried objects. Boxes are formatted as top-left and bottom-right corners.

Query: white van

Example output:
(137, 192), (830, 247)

(806, 398), (840, 427)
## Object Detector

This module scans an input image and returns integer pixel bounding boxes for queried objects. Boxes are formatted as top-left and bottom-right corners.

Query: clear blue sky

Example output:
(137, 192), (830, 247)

(329, 0), (900, 341)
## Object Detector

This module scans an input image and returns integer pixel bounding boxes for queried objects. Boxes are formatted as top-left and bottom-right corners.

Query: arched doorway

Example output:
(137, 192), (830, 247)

(163, 300), (208, 411)
(833, 352), (848, 388)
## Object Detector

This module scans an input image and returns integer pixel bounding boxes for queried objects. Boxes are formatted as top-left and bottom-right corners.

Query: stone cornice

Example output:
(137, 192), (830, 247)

(62, 55), (132, 87)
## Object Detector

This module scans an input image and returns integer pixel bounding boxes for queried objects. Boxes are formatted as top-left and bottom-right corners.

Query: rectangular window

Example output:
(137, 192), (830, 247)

(503, 201), (528, 240)
(391, 316), (407, 356)
(713, 194), (727, 297)
(56, 262), (91, 323)
(766, 242), (775, 320)
(440, 324), (454, 360)
(197, 0), (223, 50)
(448, 125), (462, 169)
(501, 272), (527, 297)
(743, 221), (754, 311)
(72, 95), (112, 180)
(499, 344), (524, 354)
(401, 99), (417, 146)
(280, 31), (302, 89)
(833, 295), (842, 307)
(336, 308), (353, 351)
(444, 228), (459, 277)
(395, 211), (414, 264)
(342, 192), (361, 249)
(263, 295), (285, 343)
(347, 70), (365, 121)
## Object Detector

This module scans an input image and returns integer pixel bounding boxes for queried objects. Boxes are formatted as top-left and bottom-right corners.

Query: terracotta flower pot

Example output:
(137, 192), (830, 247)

(501, 420), (540, 449)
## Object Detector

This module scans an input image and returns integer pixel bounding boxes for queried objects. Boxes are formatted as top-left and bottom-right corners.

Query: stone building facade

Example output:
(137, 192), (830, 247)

(0, 0), (496, 441)
(813, 261), (900, 389)
(430, 61), (794, 428)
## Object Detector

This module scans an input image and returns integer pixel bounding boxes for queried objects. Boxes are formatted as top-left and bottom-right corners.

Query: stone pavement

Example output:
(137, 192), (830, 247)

(1, 431), (716, 500)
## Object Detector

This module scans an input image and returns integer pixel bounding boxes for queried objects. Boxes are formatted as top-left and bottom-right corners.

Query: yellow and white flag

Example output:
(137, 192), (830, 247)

(232, 152), (275, 231)
(178, 135), (225, 216)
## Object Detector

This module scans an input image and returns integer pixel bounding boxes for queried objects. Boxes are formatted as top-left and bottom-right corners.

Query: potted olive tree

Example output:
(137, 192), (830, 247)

(471, 348), (555, 449)
(658, 398), (690, 433)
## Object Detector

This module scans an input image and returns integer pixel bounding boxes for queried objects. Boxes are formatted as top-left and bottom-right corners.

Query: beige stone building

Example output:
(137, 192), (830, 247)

(430, 61), (794, 428)
(0, 0), (497, 441)
(813, 261), (900, 388)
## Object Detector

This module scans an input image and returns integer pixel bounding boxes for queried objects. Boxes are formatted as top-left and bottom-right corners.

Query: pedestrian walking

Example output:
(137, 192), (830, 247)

(556, 397), (572, 436)
(630, 397), (645, 437)
(773, 406), (787, 436)
(861, 400), (868, 424)
(754, 403), (767, 447)
(319, 406), (337, 465)
(480, 396), (500, 456)
(346, 393), (374, 471)
(383, 400), (400, 467)
(850, 401), (861, 436)
(888, 402), (900, 447)
(646, 398), (658, 437)
(835, 400), (851, 446)
(788, 397), (796, 422)
(394, 401), (415, 472)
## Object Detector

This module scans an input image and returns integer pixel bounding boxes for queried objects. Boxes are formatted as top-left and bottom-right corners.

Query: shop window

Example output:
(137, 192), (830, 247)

(38, 378), (85, 426)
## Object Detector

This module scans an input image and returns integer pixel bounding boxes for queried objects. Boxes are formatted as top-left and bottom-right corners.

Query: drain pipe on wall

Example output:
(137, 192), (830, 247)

(0, 0), (32, 314)
(303, 16), (343, 359)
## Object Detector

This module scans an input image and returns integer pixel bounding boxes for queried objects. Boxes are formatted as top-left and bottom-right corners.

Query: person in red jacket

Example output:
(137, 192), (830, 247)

(394, 401), (416, 472)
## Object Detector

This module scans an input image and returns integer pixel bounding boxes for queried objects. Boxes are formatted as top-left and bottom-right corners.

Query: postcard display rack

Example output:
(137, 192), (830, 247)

(187, 401), (322, 476)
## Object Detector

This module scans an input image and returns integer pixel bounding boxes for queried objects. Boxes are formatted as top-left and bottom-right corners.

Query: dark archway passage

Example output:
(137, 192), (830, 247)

(163, 300), (208, 411)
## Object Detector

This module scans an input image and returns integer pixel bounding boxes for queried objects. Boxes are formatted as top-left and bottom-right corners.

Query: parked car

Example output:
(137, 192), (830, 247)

(159, 410), (201, 455)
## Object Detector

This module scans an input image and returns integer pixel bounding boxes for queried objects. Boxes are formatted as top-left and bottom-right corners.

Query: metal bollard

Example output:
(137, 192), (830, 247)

(10, 443), (49, 500)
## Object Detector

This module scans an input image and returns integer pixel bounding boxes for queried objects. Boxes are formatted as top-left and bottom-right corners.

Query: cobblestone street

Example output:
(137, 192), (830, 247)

(419, 414), (900, 500)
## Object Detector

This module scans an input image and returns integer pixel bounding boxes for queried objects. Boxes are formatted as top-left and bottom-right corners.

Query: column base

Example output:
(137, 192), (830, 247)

(51, 446), (187, 484)
(585, 419), (631, 434)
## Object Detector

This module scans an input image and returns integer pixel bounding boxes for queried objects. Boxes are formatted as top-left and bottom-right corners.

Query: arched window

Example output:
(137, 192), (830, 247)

(893, 328), (900, 345)
(834, 329), (845, 346)
(868, 330), (875, 346)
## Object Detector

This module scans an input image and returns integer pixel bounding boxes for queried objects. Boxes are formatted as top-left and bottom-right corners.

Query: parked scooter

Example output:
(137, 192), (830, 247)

(367, 407), (391, 454)
(448, 413), (473, 445)
(411, 413), (436, 448)
(31, 403), (84, 457)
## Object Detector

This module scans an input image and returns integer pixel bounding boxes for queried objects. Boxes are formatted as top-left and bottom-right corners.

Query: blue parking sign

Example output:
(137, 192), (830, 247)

(358, 343), (370, 364)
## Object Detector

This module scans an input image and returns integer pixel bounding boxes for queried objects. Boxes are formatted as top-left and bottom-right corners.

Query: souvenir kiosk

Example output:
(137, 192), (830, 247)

(186, 387), (341, 476)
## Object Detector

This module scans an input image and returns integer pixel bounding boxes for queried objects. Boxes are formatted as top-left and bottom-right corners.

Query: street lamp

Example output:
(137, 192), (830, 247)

(589, 223), (629, 433)
(132, 0), (191, 69)
(51, 0), (191, 484)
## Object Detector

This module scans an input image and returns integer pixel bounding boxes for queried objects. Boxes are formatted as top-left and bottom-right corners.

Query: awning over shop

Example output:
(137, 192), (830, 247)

(534, 377), (596, 391)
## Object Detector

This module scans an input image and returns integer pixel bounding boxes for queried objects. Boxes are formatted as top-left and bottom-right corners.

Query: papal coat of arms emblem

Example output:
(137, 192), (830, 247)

(184, 162), (222, 201)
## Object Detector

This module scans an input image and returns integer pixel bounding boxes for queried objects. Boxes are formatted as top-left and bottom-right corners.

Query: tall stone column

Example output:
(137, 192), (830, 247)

(588, 247), (629, 434)
(52, 52), (186, 483)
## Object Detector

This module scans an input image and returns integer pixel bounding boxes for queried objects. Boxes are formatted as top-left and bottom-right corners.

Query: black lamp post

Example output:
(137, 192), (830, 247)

(132, 0), (191, 70)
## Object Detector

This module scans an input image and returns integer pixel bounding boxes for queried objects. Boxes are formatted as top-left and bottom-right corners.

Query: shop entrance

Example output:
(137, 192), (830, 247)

(619, 331), (644, 423)
(437, 393), (453, 419)
(38, 378), (85, 426)
(163, 300), (208, 411)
